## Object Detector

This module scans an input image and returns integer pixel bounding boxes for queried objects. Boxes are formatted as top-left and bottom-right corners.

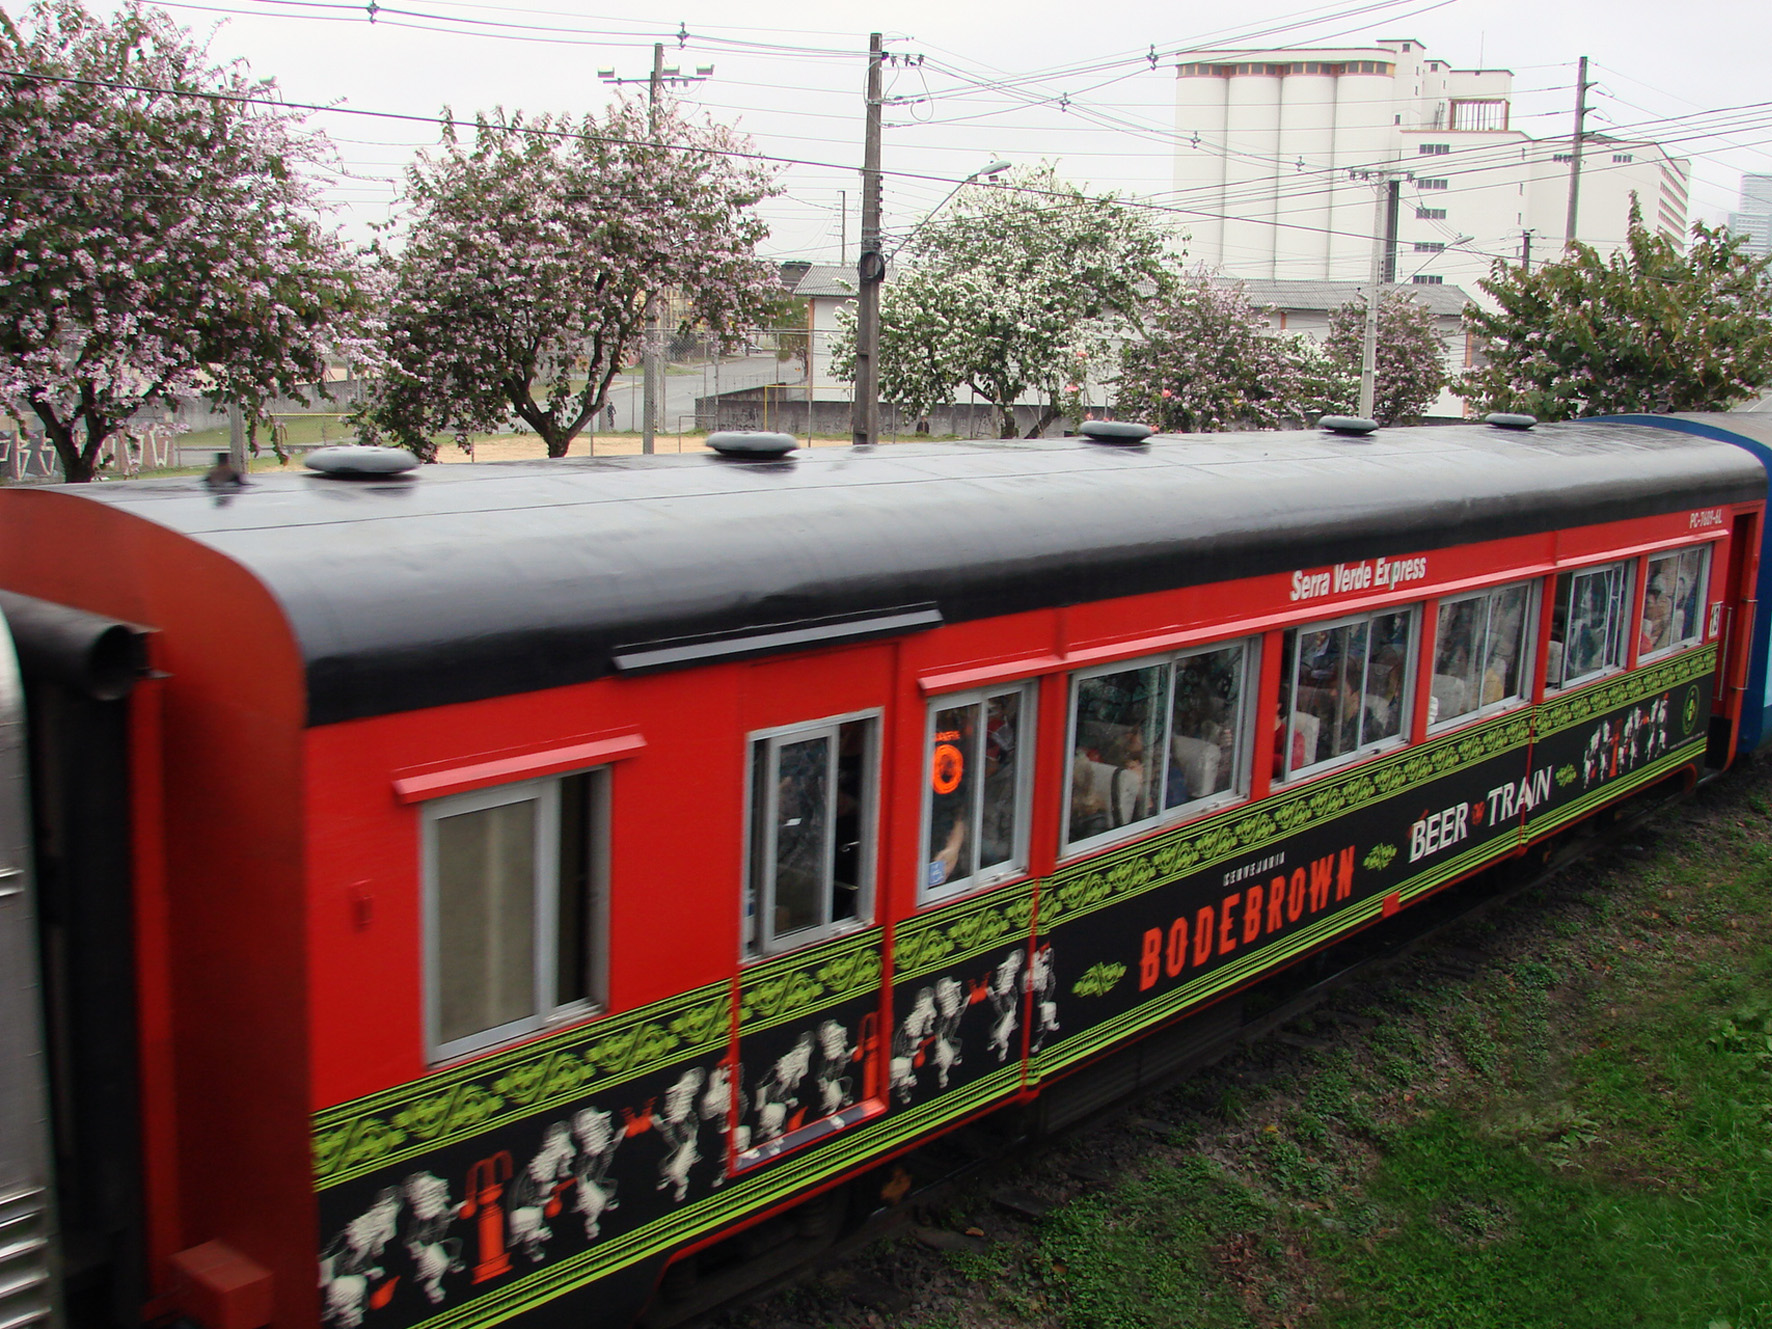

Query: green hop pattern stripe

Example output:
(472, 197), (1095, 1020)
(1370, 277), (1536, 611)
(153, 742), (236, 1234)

(313, 982), (731, 1188)
(1534, 647), (1715, 738)
(740, 928), (883, 1033)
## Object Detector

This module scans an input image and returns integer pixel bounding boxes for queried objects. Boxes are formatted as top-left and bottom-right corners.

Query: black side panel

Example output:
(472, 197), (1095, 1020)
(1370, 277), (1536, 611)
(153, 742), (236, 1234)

(26, 684), (142, 1328)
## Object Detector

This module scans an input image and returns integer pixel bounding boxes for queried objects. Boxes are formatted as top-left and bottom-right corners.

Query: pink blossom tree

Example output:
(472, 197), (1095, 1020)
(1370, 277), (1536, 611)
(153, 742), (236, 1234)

(0, 0), (374, 482)
(359, 101), (778, 460)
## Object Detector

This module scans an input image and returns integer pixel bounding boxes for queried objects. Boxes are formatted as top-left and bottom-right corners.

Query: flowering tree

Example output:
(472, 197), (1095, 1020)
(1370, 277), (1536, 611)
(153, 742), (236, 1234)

(831, 165), (1175, 438)
(1116, 273), (1326, 431)
(1324, 289), (1449, 425)
(360, 101), (777, 460)
(1460, 199), (1772, 419)
(0, 0), (373, 482)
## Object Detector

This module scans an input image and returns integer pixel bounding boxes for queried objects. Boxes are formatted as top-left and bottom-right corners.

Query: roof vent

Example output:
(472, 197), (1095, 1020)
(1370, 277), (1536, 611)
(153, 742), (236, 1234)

(304, 445), (420, 478)
(706, 431), (797, 459)
(1485, 412), (1537, 430)
(1079, 420), (1153, 446)
(1318, 415), (1378, 436)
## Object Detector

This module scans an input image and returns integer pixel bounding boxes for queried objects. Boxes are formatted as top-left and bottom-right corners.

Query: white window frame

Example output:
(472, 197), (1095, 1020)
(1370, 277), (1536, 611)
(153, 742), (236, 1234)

(1427, 579), (1539, 733)
(1640, 544), (1711, 662)
(422, 770), (609, 1065)
(1062, 637), (1258, 859)
(918, 681), (1037, 907)
(743, 710), (880, 959)
(1550, 560), (1635, 690)
(1279, 605), (1419, 782)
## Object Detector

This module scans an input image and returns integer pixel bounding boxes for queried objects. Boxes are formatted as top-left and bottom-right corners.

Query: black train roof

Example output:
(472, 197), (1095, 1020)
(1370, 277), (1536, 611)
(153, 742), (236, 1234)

(59, 418), (1772, 725)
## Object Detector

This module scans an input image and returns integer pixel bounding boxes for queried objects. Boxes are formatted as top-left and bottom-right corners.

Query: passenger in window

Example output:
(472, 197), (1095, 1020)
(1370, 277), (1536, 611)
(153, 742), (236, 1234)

(1674, 571), (1699, 641)
(1639, 577), (1672, 655)
(1069, 750), (1111, 840)
(927, 708), (975, 888)
(1273, 700), (1306, 778)
(1368, 644), (1408, 737)
(1105, 729), (1151, 825)
(979, 700), (1018, 865)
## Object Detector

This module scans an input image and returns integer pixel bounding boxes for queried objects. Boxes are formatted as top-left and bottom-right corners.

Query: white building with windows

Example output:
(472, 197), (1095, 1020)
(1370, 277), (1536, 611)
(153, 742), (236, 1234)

(1728, 175), (1772, 258)
(1173, 39), (1690, 294)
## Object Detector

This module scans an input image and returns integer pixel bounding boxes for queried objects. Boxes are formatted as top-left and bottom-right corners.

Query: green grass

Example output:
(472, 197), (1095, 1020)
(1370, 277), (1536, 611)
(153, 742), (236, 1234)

(1027, 767), (1772, 1329)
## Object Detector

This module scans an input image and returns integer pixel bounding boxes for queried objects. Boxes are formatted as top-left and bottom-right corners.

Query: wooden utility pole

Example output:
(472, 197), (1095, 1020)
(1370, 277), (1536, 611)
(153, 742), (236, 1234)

(643, 41), (665, 456)
(850, 33), (883, 449)
(1565, 55), (1590, 249)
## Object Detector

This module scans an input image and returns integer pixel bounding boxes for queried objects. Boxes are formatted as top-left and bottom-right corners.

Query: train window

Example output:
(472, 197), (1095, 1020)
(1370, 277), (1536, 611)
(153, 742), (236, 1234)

(1641, 545), (1710, 658)
(1065, 639), (1255, 854)
(1277, 608), (1416, 779)
(1547, 561), (1633, 688)
(423, 769), (607, 1064)
(744, 713), (879, 957)
(922, 682), (1035, 904)
(1430, 580), (1536, 728)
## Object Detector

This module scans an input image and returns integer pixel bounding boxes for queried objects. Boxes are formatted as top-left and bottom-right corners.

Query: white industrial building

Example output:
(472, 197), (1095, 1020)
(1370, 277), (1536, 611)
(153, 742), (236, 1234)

(1172, 39), (1691, 294)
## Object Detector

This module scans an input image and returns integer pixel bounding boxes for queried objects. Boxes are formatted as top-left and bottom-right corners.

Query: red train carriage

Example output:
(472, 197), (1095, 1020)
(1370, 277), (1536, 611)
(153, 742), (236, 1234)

(0, 418), (1762, 1329)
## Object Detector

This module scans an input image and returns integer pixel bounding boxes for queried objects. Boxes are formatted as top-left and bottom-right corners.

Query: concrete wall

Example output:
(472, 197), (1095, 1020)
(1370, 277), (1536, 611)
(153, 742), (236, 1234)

(694, 391), (1068, 439)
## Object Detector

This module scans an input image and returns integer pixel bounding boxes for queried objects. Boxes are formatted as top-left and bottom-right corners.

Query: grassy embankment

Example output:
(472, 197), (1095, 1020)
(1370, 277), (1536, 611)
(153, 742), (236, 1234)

(745, 761), (1772, 1329)
(980, 763), (1772, 1329)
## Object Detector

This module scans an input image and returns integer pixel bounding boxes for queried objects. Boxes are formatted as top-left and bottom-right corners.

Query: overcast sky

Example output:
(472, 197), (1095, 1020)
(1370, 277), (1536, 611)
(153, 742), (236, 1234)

(96, 0), (1772, 262)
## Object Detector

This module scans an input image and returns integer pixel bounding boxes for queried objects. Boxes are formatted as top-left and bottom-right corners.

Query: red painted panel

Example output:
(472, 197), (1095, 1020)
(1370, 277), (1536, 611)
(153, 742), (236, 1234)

(0, 490), (317, 1329)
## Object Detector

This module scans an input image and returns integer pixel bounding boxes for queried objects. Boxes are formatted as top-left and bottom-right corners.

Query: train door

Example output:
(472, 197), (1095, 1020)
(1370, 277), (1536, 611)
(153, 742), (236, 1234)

(1710, 511), (1761, 768)
(0, 603), (58, 1329)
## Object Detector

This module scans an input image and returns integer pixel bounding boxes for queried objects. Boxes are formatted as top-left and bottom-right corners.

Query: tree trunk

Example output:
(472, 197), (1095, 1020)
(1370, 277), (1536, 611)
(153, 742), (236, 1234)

(27, 396), (99, 483)
(1025, 405), (1062, 439)
(997, 402), (1018, 439)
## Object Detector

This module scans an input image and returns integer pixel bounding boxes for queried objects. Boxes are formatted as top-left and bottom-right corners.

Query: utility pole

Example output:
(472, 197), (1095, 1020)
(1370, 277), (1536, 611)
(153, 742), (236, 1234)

(644, 42), (664, 456)
(1521, 228), (1534, 272)
(1382, 178), (1401, 284)
(1361, 184), (1385, 420)
(850, 32), (884, 449)
(1565, 55), (1590, 249)
(839, 189), (847, 265)
(1350, 168), (1406, 420)
(599, 48), (713, 455)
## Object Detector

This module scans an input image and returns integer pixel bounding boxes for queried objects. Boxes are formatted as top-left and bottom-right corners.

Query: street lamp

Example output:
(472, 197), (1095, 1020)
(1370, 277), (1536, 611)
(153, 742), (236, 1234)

(890, 159), (1012, 259)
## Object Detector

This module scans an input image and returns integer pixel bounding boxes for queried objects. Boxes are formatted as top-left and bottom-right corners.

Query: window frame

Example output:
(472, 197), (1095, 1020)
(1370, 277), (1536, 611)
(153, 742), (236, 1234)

(742, 709), (881, 959)
(1549, 559), (1636, 690)
(917, 680), (1038, 908)
(1639, 544), (1711, 662)
(1062, 636), (1259, 859)
(1427, 578), (1539, 733)
(421, 769), (609, 1065)
(1278, 604), (1420, 783)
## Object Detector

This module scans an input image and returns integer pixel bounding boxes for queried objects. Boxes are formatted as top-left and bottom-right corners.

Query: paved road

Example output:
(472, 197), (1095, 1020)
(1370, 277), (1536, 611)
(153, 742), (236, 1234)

(601, 353), (801, 435)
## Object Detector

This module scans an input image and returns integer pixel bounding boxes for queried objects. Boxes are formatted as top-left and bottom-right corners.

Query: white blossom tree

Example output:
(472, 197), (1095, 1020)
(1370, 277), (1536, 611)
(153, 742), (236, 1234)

(1461, 199), (1772, 419)
(1325, 289), (1450, 425)
(832, 165), (1175, 438)
(0, 0), (373, 482)
(360, 100), (778, 460)
(1115, 272), (1327, 432)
